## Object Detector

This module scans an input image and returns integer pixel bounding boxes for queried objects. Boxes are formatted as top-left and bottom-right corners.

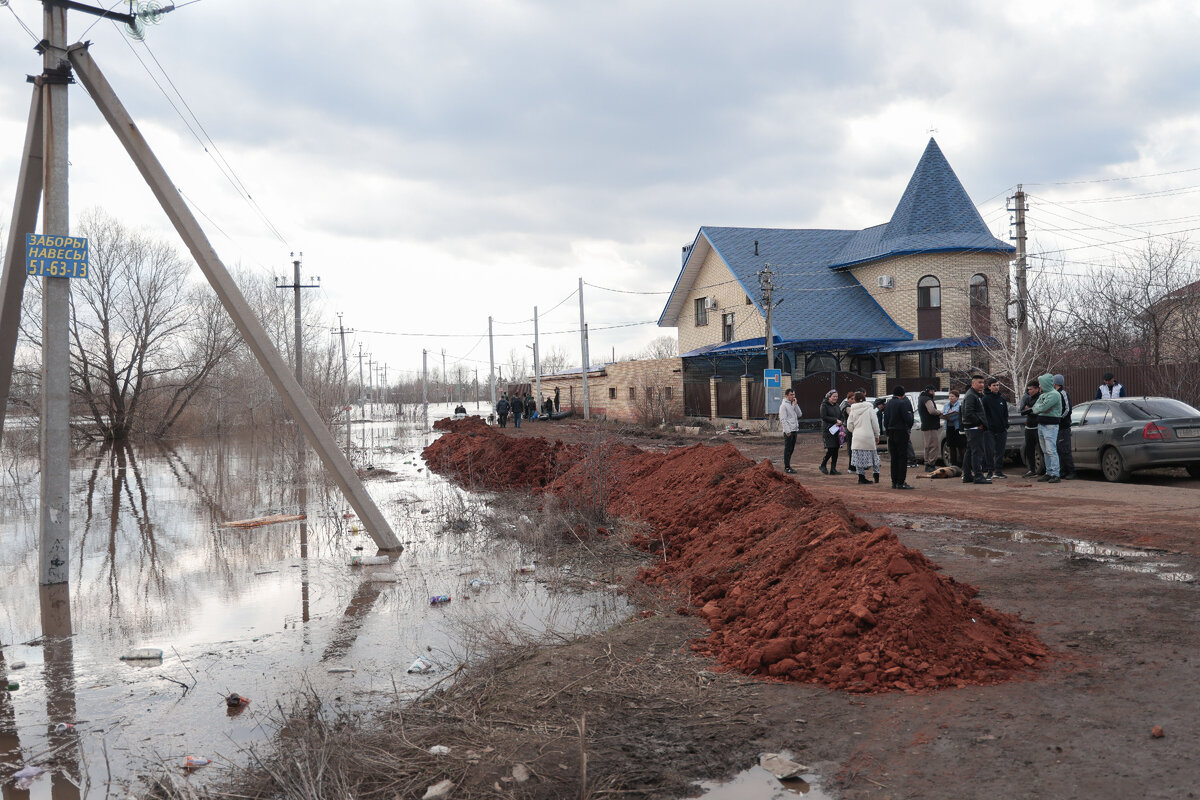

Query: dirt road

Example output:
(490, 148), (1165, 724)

(485, 420), (1200, 799)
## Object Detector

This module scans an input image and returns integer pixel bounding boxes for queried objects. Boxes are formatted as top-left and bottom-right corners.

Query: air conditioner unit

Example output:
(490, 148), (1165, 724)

(706, 297), (719, 310)
(877, 275), (894, 289)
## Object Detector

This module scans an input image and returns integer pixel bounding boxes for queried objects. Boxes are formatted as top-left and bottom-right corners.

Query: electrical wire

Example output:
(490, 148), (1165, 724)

(3, 0), (39, 42)
(583, 281), (670, 295)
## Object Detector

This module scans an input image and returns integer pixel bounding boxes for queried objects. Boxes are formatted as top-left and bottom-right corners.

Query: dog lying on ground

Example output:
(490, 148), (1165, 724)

(918, 465), (962, 479)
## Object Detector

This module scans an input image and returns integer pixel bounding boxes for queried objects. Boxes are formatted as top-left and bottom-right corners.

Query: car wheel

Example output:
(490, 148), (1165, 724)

(1187, 464), (1200, 479)
(940, 439), (951, 467)
(1033, 448), (1044, 474)
(1101, 447), (1130, 483)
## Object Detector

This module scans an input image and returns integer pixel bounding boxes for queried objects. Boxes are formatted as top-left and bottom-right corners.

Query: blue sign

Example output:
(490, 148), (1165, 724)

(764, 368), (782, 388)
(25, 233), (88, 279)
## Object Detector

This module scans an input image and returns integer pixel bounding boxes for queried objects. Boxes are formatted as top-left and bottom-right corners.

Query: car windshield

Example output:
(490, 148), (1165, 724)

(1121, 398), (1200, 420)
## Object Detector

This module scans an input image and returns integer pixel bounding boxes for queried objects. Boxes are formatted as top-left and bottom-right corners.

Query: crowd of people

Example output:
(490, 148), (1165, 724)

(779, 371), (1122, 489)
(494, 390), (558, 428)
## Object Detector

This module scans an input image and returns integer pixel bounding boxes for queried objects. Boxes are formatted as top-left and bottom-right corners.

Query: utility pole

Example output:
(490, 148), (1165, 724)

(441, 348), (448, 403)
(533, 305), (542, 415)
(488, 316), (496, 408)
(422, 349), (428, 419)
(275, 253), (319, 466)
(332, 313), (353, 463)
(579, 277), (590, 419)
(1011, 185), (1029, 361)
(380, 364), (388, 412)
(357, 343), (365, 421)
(366, 354), (375, 412)
(758, 263), (775, 372)
(40, 0), (71, 586)
(475, 367), (480, 409)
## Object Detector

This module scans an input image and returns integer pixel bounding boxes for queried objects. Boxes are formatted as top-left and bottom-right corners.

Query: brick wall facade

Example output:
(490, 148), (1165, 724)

(849, 251), (1010, 340)
(536, 358), (685, 423)
(676, 248), (764, 354)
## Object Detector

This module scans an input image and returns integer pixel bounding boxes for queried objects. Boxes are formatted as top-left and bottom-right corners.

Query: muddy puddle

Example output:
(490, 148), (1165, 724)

(889, 514), (1197, 583)
(0, 404), (630, 796)
(696, 756), (832, 798)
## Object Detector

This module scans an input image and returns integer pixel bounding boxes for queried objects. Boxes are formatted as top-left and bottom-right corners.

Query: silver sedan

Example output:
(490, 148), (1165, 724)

(1069, 397), (1200, 482)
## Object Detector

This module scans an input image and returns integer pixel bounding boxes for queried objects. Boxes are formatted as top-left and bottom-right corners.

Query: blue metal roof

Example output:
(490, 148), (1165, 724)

(830, 139), (1014, 268)
(700, 226), (914, 345)
(852, 335), (997, 355)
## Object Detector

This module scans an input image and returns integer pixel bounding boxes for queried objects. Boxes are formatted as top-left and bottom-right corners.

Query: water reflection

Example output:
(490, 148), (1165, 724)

(0, 403), (630, 791)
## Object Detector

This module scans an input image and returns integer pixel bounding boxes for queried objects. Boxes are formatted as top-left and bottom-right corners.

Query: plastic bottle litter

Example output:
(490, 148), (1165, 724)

(120, 648), (164, 661)
(225, 693), (250, 708)
(327, 667), (356, 674)
(53, 722), (75, 734)
(428, 745), (451, 755)
(407, 655), (434, 674)
(515, 564), (536, 573)
(184, 756), (212, 769)
(350, 555), (390, 566)
(429, 594), (452, 605)
(5, 681), (19, 691)
(467, 578), (495, 589)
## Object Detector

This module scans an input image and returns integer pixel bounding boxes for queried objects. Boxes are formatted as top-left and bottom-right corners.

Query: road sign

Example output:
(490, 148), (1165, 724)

(764, 368), (782, 388)
(25, 233), (88, 278)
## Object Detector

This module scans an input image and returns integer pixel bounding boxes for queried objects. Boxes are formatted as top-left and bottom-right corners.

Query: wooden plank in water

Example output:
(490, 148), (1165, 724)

(222, 513), (307, 529)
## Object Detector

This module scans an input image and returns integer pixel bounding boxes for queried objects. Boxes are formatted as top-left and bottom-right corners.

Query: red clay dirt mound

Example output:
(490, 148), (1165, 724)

(432, 415), (490, 433)
(423, 428), (1048, 693)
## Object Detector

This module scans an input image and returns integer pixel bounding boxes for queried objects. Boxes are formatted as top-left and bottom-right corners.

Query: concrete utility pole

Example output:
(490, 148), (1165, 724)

(68, 45), (400, 548)
(422, 349), (428, 418)
(533, 305), (542, 414)
(1011, 185), (1029, 357)
(758, 263), (775, 372)
(488, 316), (496, 408)
(366, 354), (375, 410)
(380, 364), (388, 411)
(40, 1), (70, 586)
(441, 348), (448, 403)
(276, 253), (319, 461)
(357, 343), (365, 422)
(332, 313), (353, 463)
(578, 278), (590, 419)
(474, 367), (480, 409)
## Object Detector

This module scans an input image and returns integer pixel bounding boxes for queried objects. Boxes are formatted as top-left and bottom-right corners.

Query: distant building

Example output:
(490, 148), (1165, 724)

(658, 138), (1014, 418)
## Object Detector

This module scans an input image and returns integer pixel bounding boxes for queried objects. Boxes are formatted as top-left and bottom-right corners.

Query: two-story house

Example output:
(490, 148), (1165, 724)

(658, 138), (1014, 417)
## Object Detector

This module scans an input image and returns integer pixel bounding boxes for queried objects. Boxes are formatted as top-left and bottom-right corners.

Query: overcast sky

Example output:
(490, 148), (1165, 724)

(4, 0), (1200, 386)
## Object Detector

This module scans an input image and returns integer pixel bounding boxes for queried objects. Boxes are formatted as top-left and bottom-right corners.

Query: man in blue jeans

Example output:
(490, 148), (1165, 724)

(1032, 373), (1063, 483)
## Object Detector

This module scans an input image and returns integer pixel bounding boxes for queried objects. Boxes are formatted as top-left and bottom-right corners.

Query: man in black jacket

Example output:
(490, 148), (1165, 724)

(1018, 379), (1043, 478)
(883, 386), (915, 490)
(981, 377), (1010, 479)
(959, 375), (991, 484)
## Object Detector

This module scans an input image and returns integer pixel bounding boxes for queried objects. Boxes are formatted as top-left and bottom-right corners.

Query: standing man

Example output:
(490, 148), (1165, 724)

(916, 384), (942, 471)
(1018, 379), (1043, 478)
(960, 375), (991, 484)
(779, 388), (801, 475)
(512, 392), (523, 428)
(1032, 373), (1062, 483)
(1095, 372), (1126, 400)
(496, 393), (510, 427)
(982, 377), (1010, 479)
(1054, 374), (1076, 479)
(883, 386), (915, 490)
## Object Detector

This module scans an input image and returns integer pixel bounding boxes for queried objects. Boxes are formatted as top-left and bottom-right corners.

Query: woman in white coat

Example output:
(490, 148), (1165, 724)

(845, 390), (881, 485)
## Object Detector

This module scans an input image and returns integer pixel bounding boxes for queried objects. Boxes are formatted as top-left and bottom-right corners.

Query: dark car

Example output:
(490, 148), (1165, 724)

(1068, 397), (1200, 482)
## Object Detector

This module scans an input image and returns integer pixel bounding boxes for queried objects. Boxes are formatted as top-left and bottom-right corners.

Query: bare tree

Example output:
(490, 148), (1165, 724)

(640, 335), (678, 360)
(539, 345), (571, 374)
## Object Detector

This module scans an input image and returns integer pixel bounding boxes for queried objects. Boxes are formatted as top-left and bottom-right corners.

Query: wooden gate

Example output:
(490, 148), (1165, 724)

(792, 371), (872, 417)
(684, 382), (711, 417)
(716, 380), (742, 417)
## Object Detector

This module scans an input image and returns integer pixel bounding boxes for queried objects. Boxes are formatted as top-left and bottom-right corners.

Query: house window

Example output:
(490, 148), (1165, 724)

(969, 273), (990, 337)
(694, 298), (709, 327)
(916, 275), (942, 339)
(628, 387), (636, 400)
(721, 312), (734, 342)
(608, 387), (616, 399)
(918, 349), (943, 377)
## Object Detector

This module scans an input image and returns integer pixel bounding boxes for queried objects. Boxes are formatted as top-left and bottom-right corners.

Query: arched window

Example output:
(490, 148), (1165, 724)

(916, 275), (942, 339)
(970, 274), (991, 336)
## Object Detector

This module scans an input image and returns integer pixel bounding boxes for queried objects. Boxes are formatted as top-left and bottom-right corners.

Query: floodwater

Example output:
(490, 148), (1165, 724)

(0, 403), (630, 797)
(697, 754), (832, 799)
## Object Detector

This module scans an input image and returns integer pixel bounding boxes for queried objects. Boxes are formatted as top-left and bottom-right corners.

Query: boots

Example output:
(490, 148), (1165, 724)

(858, 473), (871, 485)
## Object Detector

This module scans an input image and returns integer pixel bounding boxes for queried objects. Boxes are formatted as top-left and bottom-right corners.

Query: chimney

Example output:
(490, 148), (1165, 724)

(681, 244), (692, 266)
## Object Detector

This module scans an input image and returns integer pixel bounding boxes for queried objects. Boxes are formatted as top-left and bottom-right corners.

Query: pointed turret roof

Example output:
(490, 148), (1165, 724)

(829, 138), (1013, 268)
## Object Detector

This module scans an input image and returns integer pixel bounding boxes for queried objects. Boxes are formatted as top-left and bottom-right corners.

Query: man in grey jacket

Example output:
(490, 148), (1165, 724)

(779, 388), (801, 474)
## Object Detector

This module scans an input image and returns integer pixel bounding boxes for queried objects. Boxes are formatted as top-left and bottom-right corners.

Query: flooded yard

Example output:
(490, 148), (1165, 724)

(0, 404), (629, 797)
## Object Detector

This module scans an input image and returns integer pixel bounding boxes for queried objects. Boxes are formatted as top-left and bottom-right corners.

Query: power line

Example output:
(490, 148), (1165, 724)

(2, 0), (39, 41)
(584, 281), (670, 295)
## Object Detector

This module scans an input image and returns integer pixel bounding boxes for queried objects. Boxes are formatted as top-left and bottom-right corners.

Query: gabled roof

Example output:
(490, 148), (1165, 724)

(659, 139), (1008, 347)
(830, 139), (1013, 268)
(676, 226), (913, 344)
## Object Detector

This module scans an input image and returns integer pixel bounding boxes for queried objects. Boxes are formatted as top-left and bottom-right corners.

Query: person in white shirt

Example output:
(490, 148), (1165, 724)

(1095, 372), (1126, 400)
(779, 388), (801, 474)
